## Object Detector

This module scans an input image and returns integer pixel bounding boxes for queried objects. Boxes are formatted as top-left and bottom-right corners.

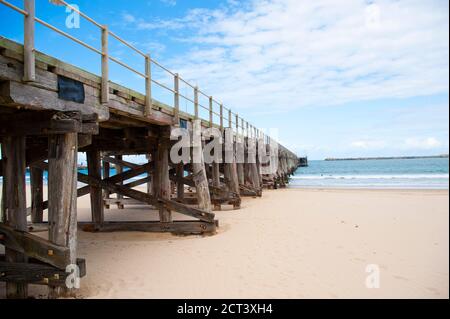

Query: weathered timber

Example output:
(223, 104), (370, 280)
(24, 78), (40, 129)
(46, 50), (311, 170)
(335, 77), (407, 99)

(77, 173), (215, 223)
(176, 162), (184, 201)
(2, 135), (28, 298)
(87, 149), (104, 225)
(115, 155), (125, 209)
(192, 124), (212, 213)
(103, 160), (111, 209)
(30, 166), (44, 223)
(48, 132), (79, 297)
(154, 139), (172, 222)
(79, 221), (217, 235)
(0, 224), (70, 269)
(0, 257), (86, 287)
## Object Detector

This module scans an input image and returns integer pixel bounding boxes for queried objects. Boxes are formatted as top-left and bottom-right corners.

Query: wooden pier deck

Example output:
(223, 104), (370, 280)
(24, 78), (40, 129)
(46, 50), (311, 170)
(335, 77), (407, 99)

(0, 0), (299, 298)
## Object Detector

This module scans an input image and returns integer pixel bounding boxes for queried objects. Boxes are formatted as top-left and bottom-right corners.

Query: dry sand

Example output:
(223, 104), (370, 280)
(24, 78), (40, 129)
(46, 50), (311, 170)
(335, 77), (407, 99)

(1, 187), (448, 299)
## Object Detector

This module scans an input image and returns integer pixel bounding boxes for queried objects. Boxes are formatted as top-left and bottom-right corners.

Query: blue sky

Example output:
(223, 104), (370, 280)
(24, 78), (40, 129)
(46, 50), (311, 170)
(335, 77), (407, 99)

(0, 0), (448, 160)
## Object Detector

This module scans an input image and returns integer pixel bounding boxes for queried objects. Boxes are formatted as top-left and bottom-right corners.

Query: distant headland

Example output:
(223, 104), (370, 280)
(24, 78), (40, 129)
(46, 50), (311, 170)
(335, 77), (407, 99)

(324, 154), (449, 161)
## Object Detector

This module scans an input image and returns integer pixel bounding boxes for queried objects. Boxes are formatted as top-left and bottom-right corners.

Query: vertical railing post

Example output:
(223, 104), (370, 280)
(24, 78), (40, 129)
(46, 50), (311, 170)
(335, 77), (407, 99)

(241, 118), (245, 137)
(173, 73), (180, 125)
(23, 0), (35, 82)
(194, 86), (199, 119)
(219, 104), (224, 130)
(145, 54), (152, 116)
(228, 110), (232, 129)
(209, 96), (213, 127)
(101, 26), (109, 104)
(235, 114), (239, 135)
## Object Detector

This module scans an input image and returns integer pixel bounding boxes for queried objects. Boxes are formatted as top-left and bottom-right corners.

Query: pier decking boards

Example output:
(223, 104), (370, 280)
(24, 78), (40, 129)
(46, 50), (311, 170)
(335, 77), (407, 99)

(0, 0), (299, 299)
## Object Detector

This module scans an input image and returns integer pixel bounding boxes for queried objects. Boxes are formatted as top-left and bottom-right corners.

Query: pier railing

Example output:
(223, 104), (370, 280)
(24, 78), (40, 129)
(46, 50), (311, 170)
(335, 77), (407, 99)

(0, 0), (289, 150)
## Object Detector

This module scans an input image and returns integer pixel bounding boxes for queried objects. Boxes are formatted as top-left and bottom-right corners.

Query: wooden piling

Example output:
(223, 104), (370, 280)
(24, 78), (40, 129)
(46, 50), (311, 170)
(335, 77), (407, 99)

(192, 125), (212, 213)
(87, 150), (104, 226)
(115, 155), (124, 209)
(30, 166), (44, 223)
(3, 136), (28, 299)
(48, 132), (78, 298)
(176, 162), (184, 201)
(155, 139), (172, 222)
(102, 160), (110, 209)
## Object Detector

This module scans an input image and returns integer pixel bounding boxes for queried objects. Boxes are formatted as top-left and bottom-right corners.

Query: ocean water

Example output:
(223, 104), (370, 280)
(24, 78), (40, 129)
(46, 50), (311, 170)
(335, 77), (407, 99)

(290, 158), (449, 189)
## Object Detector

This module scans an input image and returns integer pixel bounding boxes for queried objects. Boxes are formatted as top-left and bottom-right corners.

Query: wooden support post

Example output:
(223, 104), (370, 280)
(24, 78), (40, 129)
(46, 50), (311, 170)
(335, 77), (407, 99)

(3, 136), (28, 299)
(102, 160), (110, 209)
(192, 122), (212, 213)
(144, 54), (152, 116)
(194, 86), (199, 119)
(146, 154), (152, 195)
(87, 150), (104, 225)
(224, 129), (240, 208)
(154, 139), (172, 222)
(212, 161), (220, 188)
(48, 132), (78, 298)
(1, 143), (6, 223)
(209, 96), (213, 127)
(30, 166), (43, 223)
(220, 104), (224, 129)
(115, 155), (124, 209)
(23, 0), (35, 82)
(101, 26), (109, 104)
(176, 162), (184, 201)
(256, 134), (263, 186)
(173, 73), (180, 125)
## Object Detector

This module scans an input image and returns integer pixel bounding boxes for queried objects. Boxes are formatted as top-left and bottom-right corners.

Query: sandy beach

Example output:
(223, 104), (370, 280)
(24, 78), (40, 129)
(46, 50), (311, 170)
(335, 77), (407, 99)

(1, 187), (448, 299)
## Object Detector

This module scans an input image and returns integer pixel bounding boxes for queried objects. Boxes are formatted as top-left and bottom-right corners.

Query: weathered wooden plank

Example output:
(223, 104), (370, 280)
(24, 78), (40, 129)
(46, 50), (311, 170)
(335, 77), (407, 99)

(103, 198), (154, 206)
(3, 136), (28, 298)
(0, 224), (70, 270)
(0, 258), (86, 287)
(79, 221), (217, 234)
(1, 80), (108, 120)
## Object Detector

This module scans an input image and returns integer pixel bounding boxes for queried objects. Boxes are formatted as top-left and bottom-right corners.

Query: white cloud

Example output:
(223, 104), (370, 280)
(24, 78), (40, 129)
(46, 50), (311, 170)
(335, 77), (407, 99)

(141, 0), (449, 114)
(404, 137), (442, 149)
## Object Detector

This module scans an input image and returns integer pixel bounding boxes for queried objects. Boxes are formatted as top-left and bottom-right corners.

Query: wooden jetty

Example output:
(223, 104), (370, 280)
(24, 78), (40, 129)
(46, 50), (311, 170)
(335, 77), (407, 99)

(0, 0), (299, 298)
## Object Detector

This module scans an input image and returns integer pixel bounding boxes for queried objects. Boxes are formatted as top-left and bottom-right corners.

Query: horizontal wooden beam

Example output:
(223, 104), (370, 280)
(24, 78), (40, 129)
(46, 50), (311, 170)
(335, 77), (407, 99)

(0, 257), (86, 287)
(103, 198), (154, 206)
(0, 111), (98, 136)
(0, 224), (70, 269)
(79, 221), (217, 234)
